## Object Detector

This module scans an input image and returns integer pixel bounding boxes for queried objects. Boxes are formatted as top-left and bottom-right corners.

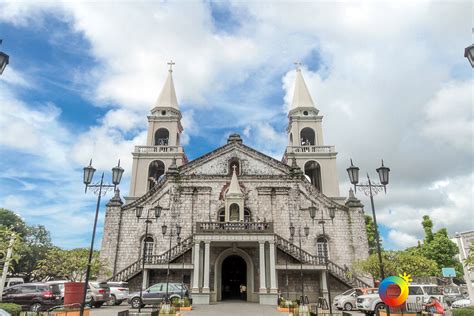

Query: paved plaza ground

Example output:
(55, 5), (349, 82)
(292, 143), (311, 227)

(90, 302), (365, 316)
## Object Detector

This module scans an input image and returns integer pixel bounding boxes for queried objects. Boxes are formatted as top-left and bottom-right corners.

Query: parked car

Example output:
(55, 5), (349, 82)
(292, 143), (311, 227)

(46, 280), (92, 305)
(442, 285), (464, 306)
(106, 281), (129, 306)
(356, 284), (444, 315)
(128, 283), (189, 308)
(1, 283), (62, 312)
(451, 298), (471, 309)
(3, 277), (24, 288)
(88, 282), (110, 308)
(334, 288), (378, 311)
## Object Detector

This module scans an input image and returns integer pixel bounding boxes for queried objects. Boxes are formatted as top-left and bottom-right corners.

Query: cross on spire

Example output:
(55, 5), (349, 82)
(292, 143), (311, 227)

(167, 60), (175, 72)
(294, 61), (302, 72)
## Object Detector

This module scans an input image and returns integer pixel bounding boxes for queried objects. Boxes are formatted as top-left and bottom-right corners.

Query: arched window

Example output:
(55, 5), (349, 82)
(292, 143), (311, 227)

(148, 160), (165, 190)
(244, 208), (251, 222)
(229, 203), (239, 221)
(143, 236), (154, 262)
(316, 237), (329, 264)
(304, 160), (322, 192)
(218, 208), (225, 222)
(300, 127), (315, 145)
(289, 133), (293, 146)
(228, 158), (240, 175)
(176, 133), (180, 146)
(154, 128), (169, 146)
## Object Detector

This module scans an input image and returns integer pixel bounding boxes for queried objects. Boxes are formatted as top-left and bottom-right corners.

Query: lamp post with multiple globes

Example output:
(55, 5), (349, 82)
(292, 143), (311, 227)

(81, 160), (124, 316)
(135, 205), (162, 312)
(347, 159), (390, 315)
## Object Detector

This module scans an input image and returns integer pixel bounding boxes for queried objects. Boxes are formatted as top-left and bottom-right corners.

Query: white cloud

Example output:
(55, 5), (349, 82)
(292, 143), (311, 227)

(388, 229), (419, 249)
(0, 1), (472, 250)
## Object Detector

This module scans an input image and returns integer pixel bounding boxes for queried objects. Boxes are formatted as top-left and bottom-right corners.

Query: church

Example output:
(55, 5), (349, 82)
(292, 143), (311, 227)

(100, 63), (371, 305)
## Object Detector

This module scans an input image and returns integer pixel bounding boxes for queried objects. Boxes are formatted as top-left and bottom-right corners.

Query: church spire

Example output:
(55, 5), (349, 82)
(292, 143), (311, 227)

(155, 60), (179, 110)
(291, 62), (316, 110)
(226, 165), (243, 196)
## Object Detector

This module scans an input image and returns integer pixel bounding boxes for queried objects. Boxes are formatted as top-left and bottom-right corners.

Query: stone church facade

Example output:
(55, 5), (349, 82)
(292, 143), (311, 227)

(100, 64), (371, 305)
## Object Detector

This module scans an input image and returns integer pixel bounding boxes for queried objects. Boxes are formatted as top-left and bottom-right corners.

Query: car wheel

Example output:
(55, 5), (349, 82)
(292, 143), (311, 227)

(94, 302), (103, 308)
(30, 303), (42, 312)
(344, 302), (353, 311)
(131, 297), (143, 309)
(115, 299), (123, 306)
(375, 303), (386, 316)
(108, 295), (116, 306)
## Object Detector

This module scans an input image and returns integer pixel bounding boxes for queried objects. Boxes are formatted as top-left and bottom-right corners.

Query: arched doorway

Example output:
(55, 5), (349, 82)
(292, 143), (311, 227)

(221, 255), (247, 300)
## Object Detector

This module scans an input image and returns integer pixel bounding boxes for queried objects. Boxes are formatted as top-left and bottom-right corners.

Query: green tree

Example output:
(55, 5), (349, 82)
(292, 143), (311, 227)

(365, 215), (380, 255)
(464, 244), (474, 271)
(356, 250), (439, 280)
(0, 227), (23, 275)
(0, 208), (53, 281)
(422, 215), (434, 244)
(35, 248), (109, 281)
(422, 228), (462, 275)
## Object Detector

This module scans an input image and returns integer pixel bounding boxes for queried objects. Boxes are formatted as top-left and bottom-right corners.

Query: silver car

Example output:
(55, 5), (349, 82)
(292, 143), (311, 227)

(106, 281), (129, 306)
(334, 288), (378, 311)
(89, 282), (110, 308)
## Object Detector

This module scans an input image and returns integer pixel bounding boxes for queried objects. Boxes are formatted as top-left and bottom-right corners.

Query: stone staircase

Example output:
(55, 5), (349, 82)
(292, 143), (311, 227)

(274, 234), (371, 288)
(109, 235), (193, 282)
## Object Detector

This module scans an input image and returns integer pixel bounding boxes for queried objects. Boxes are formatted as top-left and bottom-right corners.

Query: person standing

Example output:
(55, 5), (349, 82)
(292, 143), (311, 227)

(240, 284), (247, 300)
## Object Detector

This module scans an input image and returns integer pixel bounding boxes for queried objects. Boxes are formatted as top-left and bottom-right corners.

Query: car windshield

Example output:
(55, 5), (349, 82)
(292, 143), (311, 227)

(341, 289), (354, 296)
(424, 286), (442, 295)
(444, 287), (460, 294)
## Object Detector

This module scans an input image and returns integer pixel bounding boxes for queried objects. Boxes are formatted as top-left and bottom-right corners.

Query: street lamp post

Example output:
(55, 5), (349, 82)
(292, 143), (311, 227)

(135, 205), (162, 312)
(0, 40), (9, 75)
(347, 159), (390, 315)
(464, 44), (474, 68)
(162, 223), (182, 304)
(309, 206), (335, 315)
(81, 160), (124, 316)
(289, 222), (309, 307)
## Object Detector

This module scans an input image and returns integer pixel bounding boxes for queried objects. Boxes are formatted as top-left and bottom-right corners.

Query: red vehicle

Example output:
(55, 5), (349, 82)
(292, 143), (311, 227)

(2, 283), (62, 312)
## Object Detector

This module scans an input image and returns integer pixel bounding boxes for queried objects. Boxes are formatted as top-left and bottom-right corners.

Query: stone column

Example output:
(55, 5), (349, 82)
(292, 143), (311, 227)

(320, 270), (329, 303)
(142, 269), (149, 289)
(192, 242), (201, 292)
(269, 242), (277, 293)
(259, 241), (267, 293)
(203, 241), (210, 293)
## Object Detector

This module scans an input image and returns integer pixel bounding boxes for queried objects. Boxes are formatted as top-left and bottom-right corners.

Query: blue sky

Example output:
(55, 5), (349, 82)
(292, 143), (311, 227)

(0, 1), (472, 251)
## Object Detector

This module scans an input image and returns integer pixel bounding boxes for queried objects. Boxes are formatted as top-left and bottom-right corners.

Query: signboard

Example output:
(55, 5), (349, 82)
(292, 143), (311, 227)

(442, 267), (456, 277)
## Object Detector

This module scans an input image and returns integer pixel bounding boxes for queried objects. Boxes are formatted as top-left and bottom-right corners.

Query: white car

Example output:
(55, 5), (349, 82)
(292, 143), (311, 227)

(106, 281), (129, 306)
(357, 284), (444, 315)
(451, 299), (470, 309)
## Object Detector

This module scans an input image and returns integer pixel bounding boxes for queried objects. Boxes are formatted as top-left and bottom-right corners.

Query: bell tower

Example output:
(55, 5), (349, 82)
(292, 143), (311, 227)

(128, 61), (187, 199)
(284, 63), (340, 197)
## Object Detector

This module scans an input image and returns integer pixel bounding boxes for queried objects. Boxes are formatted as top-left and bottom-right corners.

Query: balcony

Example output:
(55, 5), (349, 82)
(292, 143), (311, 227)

(286, 145), (335, 154)
(134, 145), (181, 153)
(196, 222), (274, 234)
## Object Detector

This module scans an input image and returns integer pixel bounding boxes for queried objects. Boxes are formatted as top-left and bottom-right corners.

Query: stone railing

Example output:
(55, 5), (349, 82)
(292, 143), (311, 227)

(135, 145), (181, 153)
(286, 145), (335, 154)
(109, 235), (193, 282)
(274, 234), (370, 288)
(196, 221), (274, 234)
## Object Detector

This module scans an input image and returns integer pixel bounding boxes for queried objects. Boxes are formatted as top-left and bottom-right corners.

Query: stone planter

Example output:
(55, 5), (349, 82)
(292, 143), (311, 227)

(50, 308), (90, 316)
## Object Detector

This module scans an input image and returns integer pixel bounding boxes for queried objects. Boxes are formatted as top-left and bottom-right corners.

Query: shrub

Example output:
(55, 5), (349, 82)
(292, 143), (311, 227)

(0, 303), (22, 315)
(453, 306), (474, 316)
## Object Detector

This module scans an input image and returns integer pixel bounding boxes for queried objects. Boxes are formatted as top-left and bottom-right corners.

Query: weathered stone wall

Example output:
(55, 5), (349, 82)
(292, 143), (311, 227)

(101, 145), (369, 288)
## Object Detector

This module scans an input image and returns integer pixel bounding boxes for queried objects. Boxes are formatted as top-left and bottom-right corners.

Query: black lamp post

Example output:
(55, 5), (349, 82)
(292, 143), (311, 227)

(289, 222), (309, 307)
(162, 223), (181, 304)
(309, 205), (335, 315)
(465, 44), (474, 68)
(347, 159), (390, 315)
(81, 160), (124, 316)
(135, 205), (161, 312)
(0, 40), (9, 75)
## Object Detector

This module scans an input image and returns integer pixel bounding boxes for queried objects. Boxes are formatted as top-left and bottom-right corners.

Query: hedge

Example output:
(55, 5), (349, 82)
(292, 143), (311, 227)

(452, 306), (474, 316)
(0, 303), (22, 315)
